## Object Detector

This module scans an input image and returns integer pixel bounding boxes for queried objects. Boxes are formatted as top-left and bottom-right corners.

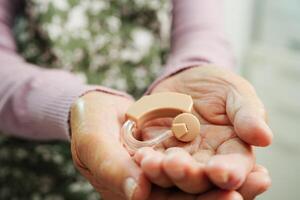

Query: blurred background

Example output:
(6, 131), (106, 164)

(224, 0), (300, 199)
(0, 0), (299, 199)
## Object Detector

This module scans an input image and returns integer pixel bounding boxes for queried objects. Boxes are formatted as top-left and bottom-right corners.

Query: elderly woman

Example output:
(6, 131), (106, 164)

(0, 0), (272, 199)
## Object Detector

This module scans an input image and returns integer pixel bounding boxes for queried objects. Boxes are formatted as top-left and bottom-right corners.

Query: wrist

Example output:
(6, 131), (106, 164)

(68, 87), (133, 138)
(147, 64), (215, 95)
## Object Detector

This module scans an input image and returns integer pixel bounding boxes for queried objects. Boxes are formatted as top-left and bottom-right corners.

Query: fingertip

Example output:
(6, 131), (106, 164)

(254, 164), (269, 174)
(134, 147), (155, 165)
(161, 148), (212, 193)
(229, 191), (244, 200)
(238, 169), (271, 200)
(196, 190), (243, 200)
(251, 171), (272, 194)
(257, 173), (272, 194)
(133, 152), (143, 164)
(141, 155), (162, 179)
(205, 156), (245, 190)
(162, 148), (192, 181)
(205, 167), (243, 190)
(235, 115), (273, 147)
(131, 174), (152, 200)
(163, 153), (187, 180)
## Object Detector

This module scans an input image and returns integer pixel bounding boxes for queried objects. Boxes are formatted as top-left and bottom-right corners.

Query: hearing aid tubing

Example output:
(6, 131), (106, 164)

(121, 92), (201, 154)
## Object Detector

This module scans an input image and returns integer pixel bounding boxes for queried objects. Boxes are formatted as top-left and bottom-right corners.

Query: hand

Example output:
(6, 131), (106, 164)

(134, 66), (272, 194)
(70, 92), (151, 200)
(147, 164), (270, 200)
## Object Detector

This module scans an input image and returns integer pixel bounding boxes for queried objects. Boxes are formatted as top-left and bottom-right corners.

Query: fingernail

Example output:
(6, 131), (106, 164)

(218, 171), (229, 183)
(232, 193), (243, 200)
(262, 121), (273, 139)
(141, 156), (160, 178)
(123, 177), (138, 200)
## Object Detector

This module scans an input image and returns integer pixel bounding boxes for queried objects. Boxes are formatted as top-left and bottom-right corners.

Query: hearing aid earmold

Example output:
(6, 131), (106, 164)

(121, 92), (200, 154)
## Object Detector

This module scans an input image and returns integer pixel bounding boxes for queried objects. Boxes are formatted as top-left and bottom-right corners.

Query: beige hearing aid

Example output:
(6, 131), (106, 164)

(121, 92), (200, 154)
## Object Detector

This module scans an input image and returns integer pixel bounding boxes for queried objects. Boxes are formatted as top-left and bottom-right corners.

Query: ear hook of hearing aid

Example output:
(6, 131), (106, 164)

(121, 92), (201, 155)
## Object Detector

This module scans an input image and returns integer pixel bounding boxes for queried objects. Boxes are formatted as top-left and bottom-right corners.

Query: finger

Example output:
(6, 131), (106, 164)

(149, 186), (243, 200)
(149, 188), (241, 200)
(205, 138), (254, 190)
(71, 96), (150, 200)
(163, 147), (212, 193)
(238, 164), (271, 200)
(196, 190), (243, 200)
(74, 130), (150, 200)
(226, 87), (273, 147)
(71, 142), (127, 200)
(134, 147), (173, 188)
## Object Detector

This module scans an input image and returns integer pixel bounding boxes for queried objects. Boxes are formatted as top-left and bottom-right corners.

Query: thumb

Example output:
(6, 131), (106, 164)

(226, 85), (273, 147)
(70, 93), (151, 200)
(75, 132), (151, 200)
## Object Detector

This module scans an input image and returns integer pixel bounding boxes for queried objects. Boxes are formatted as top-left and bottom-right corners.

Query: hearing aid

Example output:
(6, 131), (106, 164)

(121, 92), (201, 154)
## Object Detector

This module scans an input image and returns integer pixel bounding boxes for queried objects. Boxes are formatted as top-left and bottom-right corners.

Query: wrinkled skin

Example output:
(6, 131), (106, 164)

(135, 66), (272, 197)
(70, 66), (272, 200)
(70, 92), (149, 200)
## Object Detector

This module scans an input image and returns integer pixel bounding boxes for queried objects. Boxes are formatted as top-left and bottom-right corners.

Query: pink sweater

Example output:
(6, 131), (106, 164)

(0, 0), (234, 141)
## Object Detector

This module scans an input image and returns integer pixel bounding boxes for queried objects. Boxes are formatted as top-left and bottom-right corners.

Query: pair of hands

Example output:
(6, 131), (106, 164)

(70, 66), (272, 200)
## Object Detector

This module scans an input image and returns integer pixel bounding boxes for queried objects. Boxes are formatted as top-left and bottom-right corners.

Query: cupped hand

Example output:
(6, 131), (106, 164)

(147, 164), (270, 200)
(134, 66), (272, 194)
(70, 92), (151, 200)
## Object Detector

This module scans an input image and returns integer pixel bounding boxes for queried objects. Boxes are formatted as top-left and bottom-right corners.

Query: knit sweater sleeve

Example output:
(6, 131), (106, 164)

(0, 0), (129, 141)
(147, 0), (235, 92)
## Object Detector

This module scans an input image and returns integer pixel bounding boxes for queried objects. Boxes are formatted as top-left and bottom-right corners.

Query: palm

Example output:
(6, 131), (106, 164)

(134, 66), (263, 193)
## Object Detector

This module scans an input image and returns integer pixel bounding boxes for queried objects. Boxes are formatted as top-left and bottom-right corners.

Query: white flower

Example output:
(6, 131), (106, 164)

(157, 9), (171, 46)
(133, 67), (148, 89)
(89, 55), (106, 71)
(46, 16), (63, 40)
(134, 67), (147, 78)
(69, 181), (93, 193)
(148, 0), (161, 9)
(131, 28), (154, 55)
(73, 48), (85, 62)
(114, 78), (128, 91)
(52, 154), (63, 164)
(120, 28), (154, 62)
(89, 1), (108, 15)
(88, 35), (109, 53)
(134, 0), (147, 7)
(120, 48), (142, 63)
(106, 16), (121, 33)
(103, 68), (128, 90)
(32, 0), (50, 13)
(66, 6), (88, 31)
(80, 30), (92, 40)
(52, 0), (69, 11)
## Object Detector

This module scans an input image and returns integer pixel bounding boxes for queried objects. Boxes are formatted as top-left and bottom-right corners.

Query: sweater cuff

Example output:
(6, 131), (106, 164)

(22, 70), (130, 141)
(146, 61), (208, 94)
